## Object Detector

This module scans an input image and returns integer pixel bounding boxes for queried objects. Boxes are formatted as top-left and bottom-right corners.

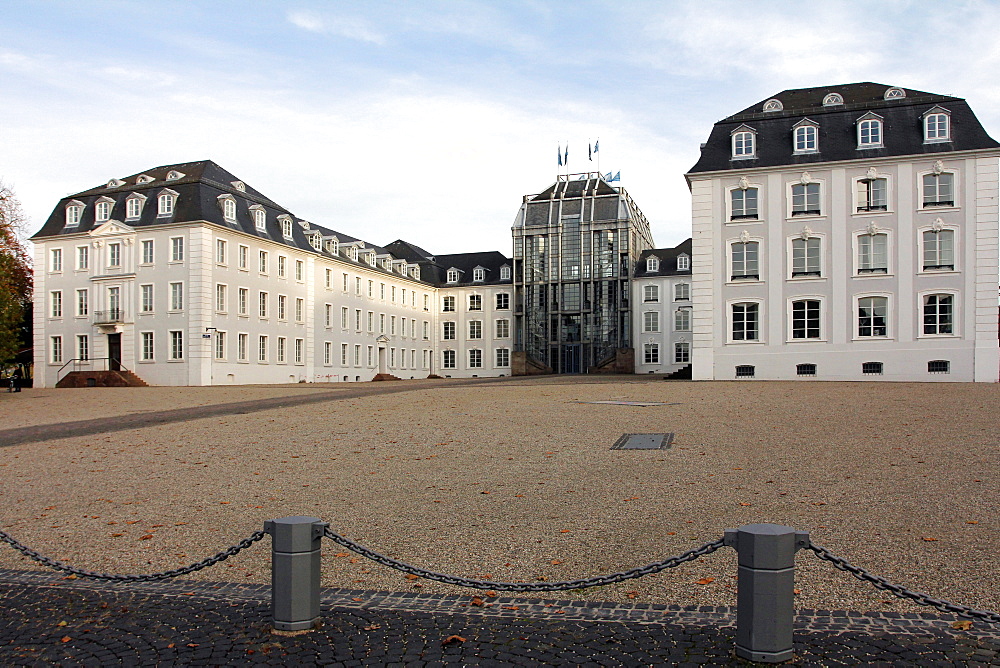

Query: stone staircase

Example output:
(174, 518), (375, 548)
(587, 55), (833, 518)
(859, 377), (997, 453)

(371, 373), (402, 382)
(56, 370), (149, 388)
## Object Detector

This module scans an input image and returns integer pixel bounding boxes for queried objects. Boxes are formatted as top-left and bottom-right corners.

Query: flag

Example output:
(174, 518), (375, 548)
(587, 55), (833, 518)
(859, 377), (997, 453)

(557, 145), (562, 167)
(564, 144), (568, 164)
(588, 143), (592, 161)
(604, 171), (612, 180)
(611, 171), (620, 182)
(594, 139), (599, 153)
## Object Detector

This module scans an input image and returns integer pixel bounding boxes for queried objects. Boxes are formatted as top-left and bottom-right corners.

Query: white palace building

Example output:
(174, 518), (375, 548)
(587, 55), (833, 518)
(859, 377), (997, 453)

(31, 82), (999, 386)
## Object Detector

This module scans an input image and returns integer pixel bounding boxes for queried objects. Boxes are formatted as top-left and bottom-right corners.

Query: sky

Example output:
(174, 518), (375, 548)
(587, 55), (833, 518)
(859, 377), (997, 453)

(3, 0), (1000, 256)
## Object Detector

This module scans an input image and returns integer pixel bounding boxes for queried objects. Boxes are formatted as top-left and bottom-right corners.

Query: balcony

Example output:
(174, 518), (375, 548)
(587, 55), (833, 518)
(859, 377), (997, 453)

(93, 309), (125, 325)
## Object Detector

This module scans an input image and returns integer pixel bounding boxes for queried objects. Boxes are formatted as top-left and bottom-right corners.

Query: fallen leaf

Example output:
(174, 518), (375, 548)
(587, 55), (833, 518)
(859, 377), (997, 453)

(922, 537), (938, 542)
(696, 577), (715, 585)
(738, 502), (752, 507)
(966, 521), (979, 525)
(57, 621), (68, 627)
(139, 535), (153, 540)
(951, 620), (973, 630)
(186, 643), (199, 648)
(351, 597), (363, 602)
(559, 529), (570, 533)
(442, 635), (466, 646)
(335, 552), (350, 558)
(363, 624), (381, 631)
(550, 560), (563, 565)
(61, 636), (71, 643)
(626, 591), (639, 599)
(405, 574), (419, 581)
(502, 605), (519, 610)
(793, 588), (802, 595)
(470, 597), (485, 607)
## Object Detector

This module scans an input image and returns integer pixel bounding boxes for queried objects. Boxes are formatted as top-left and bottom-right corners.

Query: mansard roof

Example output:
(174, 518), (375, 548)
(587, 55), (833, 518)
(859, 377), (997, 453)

(419, 251), (512, 287)
(529, 175), (620, 201)
(635, 239), (692, 278)
(383, 239), (435, 263)
(688, 82), (999, 174)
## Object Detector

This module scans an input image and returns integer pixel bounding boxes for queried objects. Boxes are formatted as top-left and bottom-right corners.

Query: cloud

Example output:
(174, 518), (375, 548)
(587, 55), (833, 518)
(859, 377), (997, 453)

(287, 10), (386, 45)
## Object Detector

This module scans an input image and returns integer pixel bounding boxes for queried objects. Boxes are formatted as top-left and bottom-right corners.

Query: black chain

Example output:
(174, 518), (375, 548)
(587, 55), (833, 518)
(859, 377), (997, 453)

(0, 527), (267, 582)
(808, 543), (1000, 624)
(324, 527), (724, 592)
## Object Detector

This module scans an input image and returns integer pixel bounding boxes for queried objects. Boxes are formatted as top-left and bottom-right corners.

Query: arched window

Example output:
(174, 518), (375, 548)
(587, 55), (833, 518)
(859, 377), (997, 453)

(857, 116), (883, 148)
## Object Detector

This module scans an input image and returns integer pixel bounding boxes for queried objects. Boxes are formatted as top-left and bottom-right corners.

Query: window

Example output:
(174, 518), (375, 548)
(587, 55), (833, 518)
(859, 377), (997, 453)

(923, 173), (954, 207)
(732, 129), (755, 158)
(368, 311), (374, 332)
(642, 310), (660, 333)
(341, 307), (349, 329)
(324, 269), (332, 289)
(95, 200), (111, 222)
(297, 260), (304, 282)
(923, 294), (953, 335)
(170, 331), (184, 360)
(446, 269), (459, 283)
(295, 339), (303, 364)
(49, 291), (62, 318)
(222, 197), (237, 221)
(277, 295), (287, 320)
(235, 333), (248, 362)
(923, 229), (955, 270)
(108, 242), (121, 268)
(259, 251), (268, 273)
(216, 239), (227, 264)
(468, 295), (482, 311)
(76, 246), (89, 270)
(675, 308), (691, 332)
(731, 187), (758, 220)
(259, 292), (269, 318)
(341, 343), (348, 366)
(500, 266), (511, 280)
(443, 322), (456, 340)
(324, 304), (332, 328)
(858, 297), (888, 337)
(391, 315), (397, 335)
(791, 237), (821, 277)
(282, 218), (293, 239)
(443, 296), (456, 312)
(379, 314), (385, 333)
(74, 334), (89, 361)
(391, 286), (397, 302)
(50, 248), (63, 272)
(492, 347), (509, 367)
(51, 336), (63, 363)
(495, 319), (510, 338)
(677, 254), (690, 271)
(354, 345), (361, 367)
(469, 349), (482, 368)
(643, 285), (659, 302)
(158, 193), (175, 216)
(323, 342), (332, 365)
(142, 332), (154, 361)
(857, 177), (887, 212)
(469, 321), (482, 339)
(277, 337), (286, 363)
(732, 302), (759, 341)
(928, 360), (950, 374)
(443, 349), (456, 369)
(367, 346), (374, 367)
(211, 332), (224, 360)
(731, 241), (759, 280)
(791, 183), (821, 216)
(140, 284), (153, 313)
(76, 289), (89, 316)
(216, 284), (227, 312)
(794, 124), (818, 153)
(646, 257), (659, 273)
(141, 240), (154, 264)
(862, 361), (883, 375)
(65, 203), (82, 227)
(170, 282), (184, 311)
(368, 280), (374, 298)
(236, 245), (248, 270)
(473, 267), (485, 282)
(735, 365), (755, 378)
(924, 111), (950, 142)
(674, 342), (690, 364)
(496, 293), (510, 310)
(796, 363), (816, 376)
(791, 300), (821, 339)
(675, 283), (690, 301)
(126, 195), (144, 219)
(253, 208), (266, 231)
(277, 256), (286, 278)
(170, 237), (184, 262)
(107, 287), (121, 320)
(299, 299), (306, 323)
(238, 288), (248, 316)
(858, 117), (882, 147)
(858, 232), (888, 274)
(643, 343), (659, 365)
(258, 335), (268, 362)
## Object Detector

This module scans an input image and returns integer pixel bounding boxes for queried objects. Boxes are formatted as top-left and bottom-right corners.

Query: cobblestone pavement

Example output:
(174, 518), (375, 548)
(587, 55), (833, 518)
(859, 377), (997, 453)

(1, 570), (997, 666)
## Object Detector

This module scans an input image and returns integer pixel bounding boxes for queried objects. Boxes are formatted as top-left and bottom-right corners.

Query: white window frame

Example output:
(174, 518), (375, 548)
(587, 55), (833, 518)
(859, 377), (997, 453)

(676, 254), (690, 271)
(500, 265), (511, 281)
(495, 318), (510, 339)
(854, 293), (892, 340)
(792, 120), (818, 154)
(642, 311), (660, 333)
(468, 320), (483, 340)
(216, 238), (227, 265)
(646, 257), (659, 273)
(495, 293), (510, 310)
(170, 236), (184, 262)
(786, 296), (825, 342)
(169, 282), (184, 311)
(108, 242), (121, 268)
(140, 284), (154, 313)
(94, 199), (112, 223)
(643, 284), (659, 303)
(216, 283), (227, 313)
(674, 341), (690, 364)
(923, 107), (951, 143)
(468, 294), (482, 311)
(496, 347), (510, 368)
(856, 114), (884, 149)
(169, 330), (184, 360)
(125, 193), (146, 220)
(141, 332), (155, 362)
(468, 349), (483, 368)
(731, 126), (756, 159)
(446, 268), (459, 283)
(727, 299), (764, 344)
(76, 288), (89, 317)
(643, 343), (660, 365)
(674, 283), (690, 301)
(140, 239), (154, 265)
(919, 225), (958, 273)
(50, 290), (63, 318)
(76, 245), (89, 270)
(157, 190), (178, 217)
(50, 335), (63, 364)
(251, 205), (266, 231)
(259, 335), (268, 363)
(727, 236), (762, 283)
(917, 289), (959, 338)
(65, 202), (83, 227)
(220, 195), (237, 222)
(50, 248), (63, 273)
(472, 267), (485, 282)
(788, 179), (823, 218)
(727, 181), (761, 222)
(852, 227), (892, 277)
(788, 234), (823, 279)
(674, 307), (691, 332)
(918, 167), (958, 210)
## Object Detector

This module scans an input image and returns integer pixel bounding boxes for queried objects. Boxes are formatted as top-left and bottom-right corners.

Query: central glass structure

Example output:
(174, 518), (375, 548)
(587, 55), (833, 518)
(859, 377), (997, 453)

(512, 173), (653, 373)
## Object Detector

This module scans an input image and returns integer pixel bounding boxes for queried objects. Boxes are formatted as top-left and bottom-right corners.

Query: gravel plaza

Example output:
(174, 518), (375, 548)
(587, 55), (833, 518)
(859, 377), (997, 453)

(0, 376), (998, 664)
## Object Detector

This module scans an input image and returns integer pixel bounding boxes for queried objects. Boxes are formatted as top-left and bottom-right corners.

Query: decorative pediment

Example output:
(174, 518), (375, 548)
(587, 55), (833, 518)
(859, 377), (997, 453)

(158, 188), (179, 198)
(799, 172), (813, 185)
(731, 123), (756, 136)
(376, 335), (390, 344)
(884, 87), (906, 100)
(96, 195), (115, 205)
(799, 226), (813, 240)
(792, 117), (818, 129)
(762, 98), (783, 112)
(923, 105), (950, 118)
(135, 174), (155, 184)
(857, 111), (883, 122)
(823, 93), (843, 106)
(107, 178), (125, 188)
(88, 220), (135, 237)
(165, 170), (185, 181)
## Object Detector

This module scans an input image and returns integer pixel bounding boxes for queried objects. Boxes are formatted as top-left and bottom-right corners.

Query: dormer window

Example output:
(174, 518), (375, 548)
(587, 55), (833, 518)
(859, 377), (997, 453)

(125, 193), (146, 220)
(165, 170), (185, 181)
(472, 267), (485, 282)
(107, 178), (125, 188)
(857, 113), (883, 149)
(136, 174), (154, 184)
(279, 215), (293, 239)
(677, 254), (690, 271)
(367, 252), (377, 267)
(823, 93), (843, 106)
(157, 189), (178, 217)
(218, 194), (237, 221)
(95, 197), (114, 222)
(325, 237), (339, 255)
(884, 87), (906, 100)
(793, 119), (818, 154)
(446, 268), (459, 283)
(231, 181), (246, 192)
(349, 247), (358, 261)
(646, 257), (659, 273)
(411, 265), (420, 280)
(762, 99), (783, 112)
(731, 125), (756, 159)
(249, 205), (266, 231)
(924, 107), (951, 143)
(65, 200), (84, 227)
(381, 258), (391, 270)
(500, 265), (511, 281)
(309, 233), (322, 250)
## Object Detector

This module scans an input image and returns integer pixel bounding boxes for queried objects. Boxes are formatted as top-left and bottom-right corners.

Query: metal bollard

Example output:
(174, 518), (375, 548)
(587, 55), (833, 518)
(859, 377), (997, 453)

(264, 516), (328, 631)
(724, 523), (809, 663)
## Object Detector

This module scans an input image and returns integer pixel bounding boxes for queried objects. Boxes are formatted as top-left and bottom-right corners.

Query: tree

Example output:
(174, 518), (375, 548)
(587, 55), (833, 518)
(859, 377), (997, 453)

(0, 181), (32, 366)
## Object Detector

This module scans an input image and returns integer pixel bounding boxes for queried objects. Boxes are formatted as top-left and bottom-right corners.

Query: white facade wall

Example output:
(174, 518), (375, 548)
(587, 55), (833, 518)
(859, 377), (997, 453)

(632, 275), (693, 375)
(436, 284), (514, 377)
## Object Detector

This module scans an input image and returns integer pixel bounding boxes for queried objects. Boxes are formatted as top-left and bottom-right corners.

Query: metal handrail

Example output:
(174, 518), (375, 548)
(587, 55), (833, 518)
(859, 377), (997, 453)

(56, 357), (130, 382)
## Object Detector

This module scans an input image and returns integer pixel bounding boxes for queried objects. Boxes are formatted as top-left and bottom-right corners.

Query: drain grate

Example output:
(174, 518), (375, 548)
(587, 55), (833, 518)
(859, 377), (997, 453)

(611, 433), (673, 450)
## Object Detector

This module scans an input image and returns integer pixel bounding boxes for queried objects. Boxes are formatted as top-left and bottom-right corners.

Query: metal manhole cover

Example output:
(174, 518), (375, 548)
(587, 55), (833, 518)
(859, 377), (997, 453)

(611, 433), (673, 450)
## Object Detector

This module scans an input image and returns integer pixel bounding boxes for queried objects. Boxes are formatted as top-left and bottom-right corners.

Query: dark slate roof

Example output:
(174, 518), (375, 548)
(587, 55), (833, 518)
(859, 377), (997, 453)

(529, 176), (619, 201)
(688, 82), (1000, 174)
(418, 251), (512, 288)
(634, 239), (692, 278)
(383, 239), (435, 263)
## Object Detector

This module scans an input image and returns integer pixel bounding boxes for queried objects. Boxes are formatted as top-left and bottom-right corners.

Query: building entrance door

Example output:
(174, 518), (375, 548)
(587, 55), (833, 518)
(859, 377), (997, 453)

(561, 344), (582, 374)
(108, 333), (122, 371)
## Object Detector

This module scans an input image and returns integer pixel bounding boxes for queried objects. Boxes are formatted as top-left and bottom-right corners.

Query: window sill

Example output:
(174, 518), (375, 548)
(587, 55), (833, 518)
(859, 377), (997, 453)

(786, 213), (824, 220)
(167, 359), (185, 363)
(137, 360), (155, 364)
(726, 339), (766, 345)
(726, 279), (764, 286)
(918, 269), (959, 275)
(917, 333), (958, 339)
(787, 275), (825, 282)
(851, 336), (895, 342)
(856, 144), (884, 150)
(786, 337), (828, 344)
(919, 205), (959, 212)
(138, 311), (155, 316)
(726, 218), (763, 225)
(852, 210), (892, 217)
(854, 272), (893, 279)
